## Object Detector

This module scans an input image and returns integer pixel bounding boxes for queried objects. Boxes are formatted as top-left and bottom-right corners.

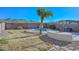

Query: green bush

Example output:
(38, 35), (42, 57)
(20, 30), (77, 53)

(38, 47), (48, 51)
(49, 24), (56, 30)
(0, 48), (5, 51)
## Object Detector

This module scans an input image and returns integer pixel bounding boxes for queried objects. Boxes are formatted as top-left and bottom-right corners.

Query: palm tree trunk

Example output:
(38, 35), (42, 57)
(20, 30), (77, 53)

(40, 17), (43, 34)
(40, 22), (43, 34)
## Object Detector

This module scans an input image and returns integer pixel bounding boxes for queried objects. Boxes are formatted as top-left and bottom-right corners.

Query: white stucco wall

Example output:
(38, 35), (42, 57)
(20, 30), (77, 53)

(0, 22), (5, 33)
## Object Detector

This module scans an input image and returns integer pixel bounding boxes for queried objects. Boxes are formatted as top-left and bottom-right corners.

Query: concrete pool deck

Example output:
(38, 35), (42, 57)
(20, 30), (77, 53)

(47, 29), (72, 42)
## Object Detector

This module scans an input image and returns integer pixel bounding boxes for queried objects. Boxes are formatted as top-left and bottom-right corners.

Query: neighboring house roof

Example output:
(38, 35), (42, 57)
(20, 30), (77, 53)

(5, 21), (36, 23)
(0, 19), (37, 23)
(59, 20), (79, 22)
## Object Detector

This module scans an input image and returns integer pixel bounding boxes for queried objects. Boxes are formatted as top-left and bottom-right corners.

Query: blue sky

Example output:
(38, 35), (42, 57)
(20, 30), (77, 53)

(0, 7), (79, 23)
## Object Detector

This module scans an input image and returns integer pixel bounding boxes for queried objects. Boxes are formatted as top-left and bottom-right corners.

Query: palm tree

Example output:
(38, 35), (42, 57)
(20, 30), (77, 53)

(37, 8), (53, 34)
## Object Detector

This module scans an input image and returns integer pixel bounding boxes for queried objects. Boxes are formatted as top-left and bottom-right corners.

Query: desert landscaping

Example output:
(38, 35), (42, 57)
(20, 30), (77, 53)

(0, 30), (53, 51)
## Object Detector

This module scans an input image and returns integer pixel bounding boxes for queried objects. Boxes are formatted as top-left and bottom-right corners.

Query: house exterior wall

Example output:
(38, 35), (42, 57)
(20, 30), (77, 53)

(5, 23), (28, 29)
(1, 20), (79, 32)
(5, 23), (48, 30)
(5, 23), (38, 29)
(54, 20), (79, 32)
(64, 24), (79, 32)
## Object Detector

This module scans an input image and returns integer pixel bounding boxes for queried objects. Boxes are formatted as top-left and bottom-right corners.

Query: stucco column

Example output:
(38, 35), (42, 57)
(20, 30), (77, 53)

(0, 22), (5, 33)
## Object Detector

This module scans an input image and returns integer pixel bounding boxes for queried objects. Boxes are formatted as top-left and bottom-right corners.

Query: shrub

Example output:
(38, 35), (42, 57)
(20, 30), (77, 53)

(38, 47), (48, 51)
(49, 24), (56, 30)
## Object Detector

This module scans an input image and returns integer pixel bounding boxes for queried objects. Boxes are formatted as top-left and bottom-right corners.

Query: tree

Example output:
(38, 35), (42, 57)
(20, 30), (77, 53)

(37, 8), (53, 34)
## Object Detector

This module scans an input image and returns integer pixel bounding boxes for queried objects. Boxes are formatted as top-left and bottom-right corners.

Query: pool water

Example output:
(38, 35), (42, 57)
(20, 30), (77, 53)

(31, 29), (47, 33)
(72, 33), (79, 40)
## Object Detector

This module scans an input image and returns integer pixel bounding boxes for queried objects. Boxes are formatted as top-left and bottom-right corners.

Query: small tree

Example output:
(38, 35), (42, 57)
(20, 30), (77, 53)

(49, 24), (56, 30)
(37, 8), (53, 34)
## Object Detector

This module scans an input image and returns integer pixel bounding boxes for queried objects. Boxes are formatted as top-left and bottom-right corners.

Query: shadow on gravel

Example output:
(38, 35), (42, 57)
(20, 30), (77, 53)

(39, 34), (71, 46)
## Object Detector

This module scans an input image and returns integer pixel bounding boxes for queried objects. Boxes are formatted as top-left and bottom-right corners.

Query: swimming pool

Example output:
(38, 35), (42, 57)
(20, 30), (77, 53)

(29, 29), (47, 33)
(72, 33), (79, 41)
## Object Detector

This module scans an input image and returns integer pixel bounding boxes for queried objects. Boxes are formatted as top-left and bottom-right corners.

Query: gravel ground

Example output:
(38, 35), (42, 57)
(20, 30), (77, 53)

(48, 44), (79, 51)
(40, 34), (79, 51)
(0, 30), (53, 51)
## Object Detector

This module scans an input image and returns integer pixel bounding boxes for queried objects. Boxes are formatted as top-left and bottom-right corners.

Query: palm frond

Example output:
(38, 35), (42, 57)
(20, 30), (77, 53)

(45, 11), (53, 18)
(37, 8), (45, 17)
